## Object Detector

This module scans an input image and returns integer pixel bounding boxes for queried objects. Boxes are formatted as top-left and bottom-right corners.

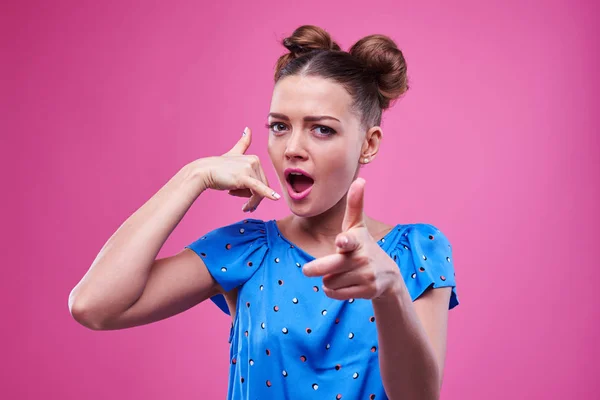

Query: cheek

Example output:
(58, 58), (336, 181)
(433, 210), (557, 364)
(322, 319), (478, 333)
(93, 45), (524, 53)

(267, 138), (280, 161)
(319, 147), (358, 182)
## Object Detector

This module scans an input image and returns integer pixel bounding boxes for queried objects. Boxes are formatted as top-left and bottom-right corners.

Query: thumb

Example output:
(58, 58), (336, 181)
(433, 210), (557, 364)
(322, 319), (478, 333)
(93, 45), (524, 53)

(341, 177), (366, 232)
(224, 127), (251, 155)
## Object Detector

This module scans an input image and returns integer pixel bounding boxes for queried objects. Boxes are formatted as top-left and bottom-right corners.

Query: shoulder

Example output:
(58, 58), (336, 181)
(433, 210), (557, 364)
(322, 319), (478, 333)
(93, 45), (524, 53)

(185, 218), (269, 268)
(365, 217), (397, 241)
(392, 222), (459, 309)
(184, 218), (271, 313)
(396, 222), (452, 247)
(394, 222), (453, 268)
(199, 218), (267, 238)
(186, 218), (268, 248)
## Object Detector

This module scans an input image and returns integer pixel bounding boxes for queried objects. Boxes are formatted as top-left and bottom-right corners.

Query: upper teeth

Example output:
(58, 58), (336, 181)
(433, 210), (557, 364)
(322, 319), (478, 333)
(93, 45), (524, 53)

(290, 172), (303, 175)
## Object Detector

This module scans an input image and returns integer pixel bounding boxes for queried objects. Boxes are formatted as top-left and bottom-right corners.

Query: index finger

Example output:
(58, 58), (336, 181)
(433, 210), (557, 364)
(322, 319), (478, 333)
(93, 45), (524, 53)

(302, 253), (353, 277)
(225, 127), (251, 155)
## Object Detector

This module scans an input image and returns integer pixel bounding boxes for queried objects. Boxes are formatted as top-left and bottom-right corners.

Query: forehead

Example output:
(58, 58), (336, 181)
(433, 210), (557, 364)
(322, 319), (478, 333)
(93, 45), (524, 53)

(269, 75), (354, 121)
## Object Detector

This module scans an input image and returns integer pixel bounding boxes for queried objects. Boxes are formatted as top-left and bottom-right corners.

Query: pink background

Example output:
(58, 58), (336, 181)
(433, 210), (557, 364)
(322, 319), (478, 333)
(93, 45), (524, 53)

(2, 0), (598, 399)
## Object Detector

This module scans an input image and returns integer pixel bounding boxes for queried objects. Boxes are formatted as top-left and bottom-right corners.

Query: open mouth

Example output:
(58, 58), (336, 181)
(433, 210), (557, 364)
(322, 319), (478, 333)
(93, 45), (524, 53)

(287, 172), (315, 193)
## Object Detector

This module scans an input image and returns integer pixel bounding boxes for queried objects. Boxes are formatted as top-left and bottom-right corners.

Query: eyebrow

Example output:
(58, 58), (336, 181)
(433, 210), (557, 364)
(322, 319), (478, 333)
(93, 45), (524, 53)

(268, 112), (340, 123)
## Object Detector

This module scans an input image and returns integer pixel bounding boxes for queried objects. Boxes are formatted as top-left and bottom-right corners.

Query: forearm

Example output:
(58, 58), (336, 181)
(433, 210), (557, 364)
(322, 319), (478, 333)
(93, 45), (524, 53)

(372, 278), (441, 400)
(68, 162), (207, 323)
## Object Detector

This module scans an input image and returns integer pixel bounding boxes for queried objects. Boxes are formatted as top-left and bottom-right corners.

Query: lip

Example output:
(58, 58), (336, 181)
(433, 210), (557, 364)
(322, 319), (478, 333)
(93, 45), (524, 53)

(284, 168), (314, 181)
(285, 179), (313, 200)
(284, 168), (314, 201)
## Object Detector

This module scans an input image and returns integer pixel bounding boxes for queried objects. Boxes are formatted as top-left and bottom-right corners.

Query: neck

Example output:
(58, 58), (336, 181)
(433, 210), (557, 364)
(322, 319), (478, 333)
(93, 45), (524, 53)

(287, 191), (369, 243)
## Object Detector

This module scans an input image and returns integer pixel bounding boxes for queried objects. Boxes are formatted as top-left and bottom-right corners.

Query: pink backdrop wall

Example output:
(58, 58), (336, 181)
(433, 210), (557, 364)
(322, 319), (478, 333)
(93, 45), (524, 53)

(2, 0), (598, 399)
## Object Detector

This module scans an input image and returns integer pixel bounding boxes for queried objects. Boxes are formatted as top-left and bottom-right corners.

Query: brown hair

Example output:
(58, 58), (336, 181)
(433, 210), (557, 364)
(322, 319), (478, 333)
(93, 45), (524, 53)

(274, 25), (409, 129)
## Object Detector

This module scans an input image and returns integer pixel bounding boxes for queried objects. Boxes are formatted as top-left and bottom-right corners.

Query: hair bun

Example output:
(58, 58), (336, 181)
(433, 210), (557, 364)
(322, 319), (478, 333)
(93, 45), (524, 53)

(282, 25), (341, 56)
(349, 34), (408, 108)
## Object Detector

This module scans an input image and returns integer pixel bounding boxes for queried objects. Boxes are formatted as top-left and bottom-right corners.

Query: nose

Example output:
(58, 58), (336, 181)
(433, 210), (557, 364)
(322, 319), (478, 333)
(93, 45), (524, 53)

(284, 128), (308, 160)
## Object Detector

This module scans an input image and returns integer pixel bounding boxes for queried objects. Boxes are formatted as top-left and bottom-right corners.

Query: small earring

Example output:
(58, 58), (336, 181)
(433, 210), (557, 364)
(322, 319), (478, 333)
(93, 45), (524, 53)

(363, 157), (369, 163)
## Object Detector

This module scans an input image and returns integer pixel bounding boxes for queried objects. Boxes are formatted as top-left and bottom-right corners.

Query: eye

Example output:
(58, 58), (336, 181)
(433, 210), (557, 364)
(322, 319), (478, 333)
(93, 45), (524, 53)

(265, 122), (288, 133)
(265, 122), (336, 136)
(312, 125), (336, 136)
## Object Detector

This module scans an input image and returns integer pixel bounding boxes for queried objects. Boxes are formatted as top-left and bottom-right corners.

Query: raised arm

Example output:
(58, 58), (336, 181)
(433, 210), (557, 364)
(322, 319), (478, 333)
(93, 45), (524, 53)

(68, 127), (280, 330)
(68, 163), (219, 330)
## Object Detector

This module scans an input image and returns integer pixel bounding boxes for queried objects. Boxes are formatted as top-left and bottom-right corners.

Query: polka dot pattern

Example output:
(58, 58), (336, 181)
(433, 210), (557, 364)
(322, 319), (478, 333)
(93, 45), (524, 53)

(392, 223), (459, 309)
(184, 218), (459, 399)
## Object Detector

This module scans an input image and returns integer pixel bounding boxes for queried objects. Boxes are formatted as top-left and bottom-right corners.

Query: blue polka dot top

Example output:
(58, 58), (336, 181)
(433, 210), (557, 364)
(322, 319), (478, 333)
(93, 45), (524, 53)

(185, 218), (459, 400)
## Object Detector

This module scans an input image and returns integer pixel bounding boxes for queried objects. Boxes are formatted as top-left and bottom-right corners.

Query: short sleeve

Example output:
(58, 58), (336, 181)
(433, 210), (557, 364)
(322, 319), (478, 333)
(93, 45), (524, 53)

(393, 223), (459, 309)
(185, 218), (269, 315)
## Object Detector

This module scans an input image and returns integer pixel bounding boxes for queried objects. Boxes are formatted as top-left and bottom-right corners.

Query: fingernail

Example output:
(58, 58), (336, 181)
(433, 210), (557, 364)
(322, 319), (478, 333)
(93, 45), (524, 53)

(242, 127), (248, 136)
(242, 202), (249, 212)
(272, 191), (281, 199)
(337, 236), (348, 247)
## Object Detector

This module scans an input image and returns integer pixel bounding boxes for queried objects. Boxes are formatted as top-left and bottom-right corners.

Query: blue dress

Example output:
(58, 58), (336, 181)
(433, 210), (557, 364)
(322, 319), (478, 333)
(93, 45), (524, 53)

(186, 218), (459, 400)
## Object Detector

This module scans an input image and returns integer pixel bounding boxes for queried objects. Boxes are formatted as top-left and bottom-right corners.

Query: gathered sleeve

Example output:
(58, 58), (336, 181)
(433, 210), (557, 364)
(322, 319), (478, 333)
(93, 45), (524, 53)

(185, 218), (269, 315)
(391, 223), (459, 309)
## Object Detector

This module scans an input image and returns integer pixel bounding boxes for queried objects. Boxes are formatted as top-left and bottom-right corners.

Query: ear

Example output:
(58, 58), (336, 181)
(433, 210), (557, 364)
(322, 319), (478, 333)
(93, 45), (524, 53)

(361, 126), (383, 161)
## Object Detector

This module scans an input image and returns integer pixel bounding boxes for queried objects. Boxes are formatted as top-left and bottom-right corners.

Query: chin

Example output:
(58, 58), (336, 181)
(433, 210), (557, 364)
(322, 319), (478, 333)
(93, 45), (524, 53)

(285, 197), (339, 219)
(285, 199), (312, 216)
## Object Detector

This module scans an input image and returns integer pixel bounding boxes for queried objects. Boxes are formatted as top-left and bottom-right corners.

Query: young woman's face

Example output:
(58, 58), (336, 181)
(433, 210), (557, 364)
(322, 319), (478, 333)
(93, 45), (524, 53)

(267, 75), (365, 217)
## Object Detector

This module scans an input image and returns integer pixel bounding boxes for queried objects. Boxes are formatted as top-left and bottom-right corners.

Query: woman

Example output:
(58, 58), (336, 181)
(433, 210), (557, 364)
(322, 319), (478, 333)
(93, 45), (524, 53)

(69, 25), (459, 400)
